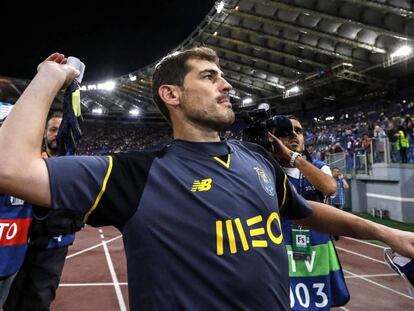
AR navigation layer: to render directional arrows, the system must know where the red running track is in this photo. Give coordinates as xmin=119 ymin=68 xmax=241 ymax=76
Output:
xmin=51 ymin=226 xmax=414 ymax=310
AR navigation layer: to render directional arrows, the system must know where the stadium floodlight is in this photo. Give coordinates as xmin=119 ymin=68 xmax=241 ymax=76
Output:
xmin=129 ymin=74 xmax=137 ymax=81
xmin=87 ymin=84 xmax=97 ymax=90
xmin=80 ymin=85 xmax=87 ymax=91
xmin=242 ymin=97 xmax=253 ymax=105
xmin=283 ymin=85 xmax=301 ymax=99
xmin=129 ymin=108 xmax=140 ymax=116
xmin=216 ymin=1 xmax=225 ymax=13
xmin=286 ymin=86 xmax=300 ymax=94
xmin=92 ymin=107 xmax=103 ymax=115
xmin=391 ymin=45 xmax=413 ymax=58
xmin=229 ymin=90 xmax=240 ymax=99
xmin=257 ymin=103 xmax=270 ymax=111
xmin=97 ymin=81 xmax=116 ymax=91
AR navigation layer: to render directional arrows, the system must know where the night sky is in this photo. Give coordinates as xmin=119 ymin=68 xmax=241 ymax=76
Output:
xmin=0 ymin=0 xmax=216 ymax=82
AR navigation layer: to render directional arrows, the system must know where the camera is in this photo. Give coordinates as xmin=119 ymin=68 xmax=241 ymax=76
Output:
xmin=240 ymin=109 xmax=293 ymax=150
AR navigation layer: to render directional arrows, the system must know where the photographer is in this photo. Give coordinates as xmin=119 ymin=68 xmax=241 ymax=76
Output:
xmin=269 ymin=115 xmax=349 ymax=310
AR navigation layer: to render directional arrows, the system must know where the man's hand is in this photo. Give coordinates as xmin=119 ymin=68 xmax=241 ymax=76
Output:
xmin=37 ymin=53 xmax=80 ymax=89
xmin=268 ymin=131 xmax=292 ymax=167
xmin=0 ymin=52 xmax=80 ymax=207
xmin=386 ymin=228 xmax=414 ymax=259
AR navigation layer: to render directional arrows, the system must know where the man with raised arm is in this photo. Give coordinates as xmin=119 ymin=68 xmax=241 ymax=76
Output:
xmin=0 ymin=49 xmax=414 ymax=311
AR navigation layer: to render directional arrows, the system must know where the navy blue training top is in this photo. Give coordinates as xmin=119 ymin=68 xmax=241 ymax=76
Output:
xmin=45 ymin=139 xmax=312 ymax=311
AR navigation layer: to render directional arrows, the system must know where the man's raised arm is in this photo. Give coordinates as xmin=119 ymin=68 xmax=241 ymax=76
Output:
xmin=0 ymin=53 xmax=79 ymax=207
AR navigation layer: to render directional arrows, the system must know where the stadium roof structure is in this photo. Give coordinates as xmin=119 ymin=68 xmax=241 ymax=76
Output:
xmin=2 ymin=0 xmax=414 ymax=122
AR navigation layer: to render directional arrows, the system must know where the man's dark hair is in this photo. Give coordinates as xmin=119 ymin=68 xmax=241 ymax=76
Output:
xmin=285 ymin=114 xmax=299 ymax=121
xmin=152 ymin=47 xmax=219 ymax=123
xmin=46 ymin=111 xmax=63 ymax=128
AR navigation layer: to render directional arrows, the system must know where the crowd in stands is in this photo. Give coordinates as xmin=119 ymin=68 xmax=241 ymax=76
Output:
xmin=75 ymin=98 xmax=414 ymax=174
xmin=76 ymin=122 xmax=172 ymax=155
xmin=301 ymin=98 xmax=414 ymax=170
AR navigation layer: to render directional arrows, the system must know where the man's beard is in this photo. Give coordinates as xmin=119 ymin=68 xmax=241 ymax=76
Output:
xmin=181 ymin=92 xmax=235 ymax=131
xmin=47 ymin=140 xmax=57 ymax=152
xmin=185 ymin=106 xmax=235 ymax=132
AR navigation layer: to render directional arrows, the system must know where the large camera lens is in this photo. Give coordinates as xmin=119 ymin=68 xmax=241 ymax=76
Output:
xmin=270 ymin=115 xmax=293 ymax=137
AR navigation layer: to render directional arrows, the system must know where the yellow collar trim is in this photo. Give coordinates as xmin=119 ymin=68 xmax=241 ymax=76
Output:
xmin=213 ymin=154 xmax=231 ymax=169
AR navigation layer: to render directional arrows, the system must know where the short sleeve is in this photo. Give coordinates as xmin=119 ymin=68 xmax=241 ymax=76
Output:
xmin=320 ymin=165 xmax=332 ymax=176
xmin=45 ymin=156 xmax=114 ymax=225
xmin=45 ymin=152 xmax=159 ymax=228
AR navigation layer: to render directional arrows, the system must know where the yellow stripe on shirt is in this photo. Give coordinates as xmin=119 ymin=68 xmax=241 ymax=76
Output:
xmin=281 ymin=174 xmax=287 ymax=209
xmin=83 ymin=155 xmax=113 ymax=223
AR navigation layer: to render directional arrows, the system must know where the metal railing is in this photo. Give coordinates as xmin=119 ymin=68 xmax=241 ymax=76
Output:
xmin=324 ymin=136 xmax=412 ymax=175
xmin=325 ymin=152 xmax=346 ymax=172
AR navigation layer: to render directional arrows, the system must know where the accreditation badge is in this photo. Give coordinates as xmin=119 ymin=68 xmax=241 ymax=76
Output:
xmin=292 ymin=228 xmax=311 ymax=261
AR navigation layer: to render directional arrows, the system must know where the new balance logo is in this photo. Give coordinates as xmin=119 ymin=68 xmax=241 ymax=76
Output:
xmin=191 ymin=178 xmax=212 ymax=192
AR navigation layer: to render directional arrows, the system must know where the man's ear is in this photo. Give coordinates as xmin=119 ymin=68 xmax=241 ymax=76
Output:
xmin=158 ymin=85 xmax=180 ymax=108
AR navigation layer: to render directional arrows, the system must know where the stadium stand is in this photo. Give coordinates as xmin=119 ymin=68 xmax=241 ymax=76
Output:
xmin=76 ymin=121 xmax=172 ymax=155
xmin=2 ymin=1 xmax=414 ymax=309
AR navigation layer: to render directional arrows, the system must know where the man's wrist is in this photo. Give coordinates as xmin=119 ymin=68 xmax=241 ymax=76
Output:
xmin=37 ymin=64 xmax=67 ymax=88
xmin=290 ymin=152 xmax=302 ymax=167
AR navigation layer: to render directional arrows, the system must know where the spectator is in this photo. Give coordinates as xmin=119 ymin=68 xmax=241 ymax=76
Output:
xmin=330 ymin=167 xmax=350 ymax=240
xmin=397 ymin=125 xmax=410 ymax=163
xmin=330 ymin=142 xmax=346 ymax=154
xmin=330 ymin=167 xmax=350 ymax=210
xmin=387 ymin=122 xmax=399 ymax=163
xmin=373 ymin=125 xmax=387 ymax=162
xmin=0 ymin=195 xmax=31 ymax=308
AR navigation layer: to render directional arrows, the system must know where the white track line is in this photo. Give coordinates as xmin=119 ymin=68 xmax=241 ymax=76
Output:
xmin=366 ymin=193 xmax=414 ymax=203
xmin=343 ymin=269 xmax=413 ymax=300
xmin=60 ymin=282 xmax=128 ymax=286
xmin=339 ymin=306 xmax=350 ymax=311
xmin=335 ymin=246 xmax=386 ymax=264
xmin=66 ymin=235 xmax=122 ymax=259
xmin=342 ymin=237 xmax=386 ymax=249
xmin=101 ymin=232 xmax=127 ymax=311
xmin=345 ymin=273 xmax=397 ymax=279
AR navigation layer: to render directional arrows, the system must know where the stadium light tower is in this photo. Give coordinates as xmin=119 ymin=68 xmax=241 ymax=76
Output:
xmin=391 ymin=45 xmax=413 ymax=58
xmin=92 ymin=107 xmax=103 ymax=115
xmin=257 ymin=103 xmax=270 ymax=111
xmin=98 ymin=81 xmax=115 ymax=91
xmin=129 ymin=108 xmax=140 ymax=116
xmin=242 ymin=97 xmax=253 ymax=105
xmin=216 ymin=1 xmax=225 ymax=13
